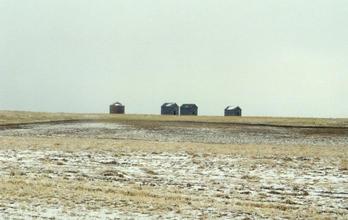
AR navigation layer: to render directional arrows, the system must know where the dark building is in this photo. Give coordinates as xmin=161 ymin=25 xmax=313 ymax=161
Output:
xmin=180 ymin=104 xmax=198 ymax=116
xmin=109 ymin=102 xmax=125 ymax=114
xmin=224 ymin=106 xmax=242 ymax=116
xmin=161 ymin=102 xmax=179 ymax=115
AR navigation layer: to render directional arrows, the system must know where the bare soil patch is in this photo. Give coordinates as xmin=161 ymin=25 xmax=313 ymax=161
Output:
xmin=1 ymin=121 xmax=348 ymax=147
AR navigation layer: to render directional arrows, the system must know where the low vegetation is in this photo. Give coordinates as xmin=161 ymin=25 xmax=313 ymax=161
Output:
xmin=0 ymin=111 xmax=347 ymax=219
xmin=1 ymin=110 xmax=348 ymax=127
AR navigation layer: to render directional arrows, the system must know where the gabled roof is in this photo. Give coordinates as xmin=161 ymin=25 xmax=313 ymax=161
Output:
xmin=111 ymin=102 xmax=123 ymax=106
xmin=225 ymin=106 xmax=241 ymax=111
xmin=162 ymin=102 xmax=178 ymax=107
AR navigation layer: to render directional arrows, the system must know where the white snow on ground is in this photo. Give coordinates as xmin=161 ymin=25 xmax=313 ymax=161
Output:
xmin=0 ymin=122 xmax=347 ymax=219
xmin=0 ymin=149 xmax=347 ymax=219
xmin=1 ymin=122 xmax=348 ymax=146
xmin=0 ymin=204 xmax=164 ymax=220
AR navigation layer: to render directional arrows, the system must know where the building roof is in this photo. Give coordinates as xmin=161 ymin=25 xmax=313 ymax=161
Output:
xmin=111 ymin=102 xmax=124 ymax=106
xmin=181 ymin=104 xmax=197 ymax=108
xmin=225 ymin=106 xmax=241 ymax=111
xmin=162 ymin=102 xmax=178 ymax=107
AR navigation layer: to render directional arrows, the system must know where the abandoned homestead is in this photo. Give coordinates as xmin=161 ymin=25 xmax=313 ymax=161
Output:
xmin=109 ymin=102 xmax=125 ymax=114
xmin=180 ymin=104 xmax=198 ymax=116
xmin=225 ymin=106 xmax=242 ymax=116
xmin=161 ymin=103 xmax=179 ymax=115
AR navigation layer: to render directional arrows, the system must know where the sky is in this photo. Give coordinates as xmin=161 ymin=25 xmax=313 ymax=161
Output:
xmin=0 ymin=1 xmax=347 ymax=117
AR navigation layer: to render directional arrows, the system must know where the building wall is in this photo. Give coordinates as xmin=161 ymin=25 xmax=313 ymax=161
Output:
xmin=224 ymin=109 xmax=241 ymax=116
xmin=180 ymin=106 xmax=198 ymax=115
xmin=161 ymin=106 xmax=179 ymax=115
xmin=110 ymin=105 xmax=125 ymax=114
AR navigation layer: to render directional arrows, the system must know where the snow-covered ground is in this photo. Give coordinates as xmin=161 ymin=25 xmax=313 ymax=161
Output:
xmin=1 ymin=122 xmax=348 ymax=146
xmin=0 ymin=149 xmax=347 ymax=219
xmin=0 ymin=122 xmax=347 ymax=219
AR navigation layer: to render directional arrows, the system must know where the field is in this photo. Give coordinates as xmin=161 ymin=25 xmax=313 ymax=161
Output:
xmin=0 ymin=111 xmax=347 ymax=219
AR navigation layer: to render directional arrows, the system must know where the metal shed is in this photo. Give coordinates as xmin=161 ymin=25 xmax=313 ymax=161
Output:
xmin=180 ymin=104 xmax=198 ymax=116
xmin=109 ymin=102 xmax=125 ymax=114
xmin=224 ymin=106 xmax=242 ymax=116
xmin=161 ymin=102 xmax=179 ymax=115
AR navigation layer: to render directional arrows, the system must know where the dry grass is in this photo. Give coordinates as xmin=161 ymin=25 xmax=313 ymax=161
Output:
xmin=0 ymin=177 xmax=187 ymax=210
xmin=1 ymin=110 xmax=348 ymax=127
xmin=340 ymin=159 xmax=348 ymax=171
xmin=0 ymin=110 xmax=96 ymax=125
xmin=0 ymin=176 xmax=340 ymax=219
xmin=0 ymin=136 xmax=346 ymax=159
xmin=0 ymin=111 xmax=347 ymax=219
xmin=0 ymin=136 xmax=347 ymax=218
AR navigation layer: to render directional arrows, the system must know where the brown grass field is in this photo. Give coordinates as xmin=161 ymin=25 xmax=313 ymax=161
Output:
xmin=1 ymin=110 xmax=348 ymax=127
xmin=0 ymin=111 xmax=347 ymax=219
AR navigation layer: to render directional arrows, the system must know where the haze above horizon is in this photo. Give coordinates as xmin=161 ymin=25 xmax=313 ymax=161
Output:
xmin=0 ymin=1 xmax=347 ymax=118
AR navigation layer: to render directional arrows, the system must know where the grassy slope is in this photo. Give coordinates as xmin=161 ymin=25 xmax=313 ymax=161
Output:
xmin=0 ymin=110 xmax=348 ymax=127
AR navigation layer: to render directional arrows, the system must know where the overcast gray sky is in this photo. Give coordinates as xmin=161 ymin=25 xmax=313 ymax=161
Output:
xmin=0 ymin=1 xmax=347 ymax=117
